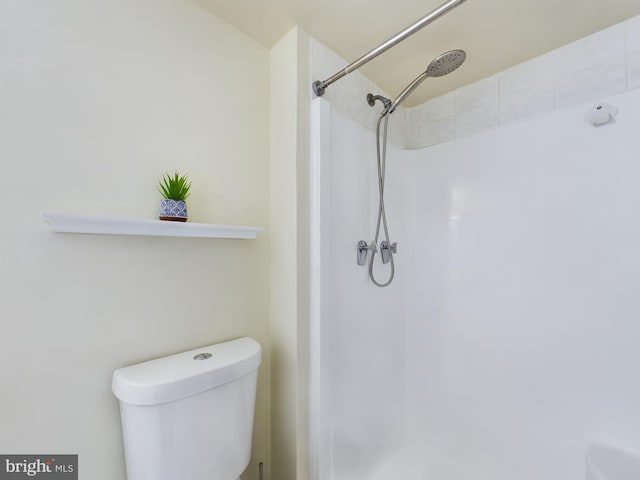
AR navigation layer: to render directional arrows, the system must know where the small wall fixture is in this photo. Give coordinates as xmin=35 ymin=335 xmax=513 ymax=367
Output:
xmin=584 ymin=103 xmax=618 ymax=127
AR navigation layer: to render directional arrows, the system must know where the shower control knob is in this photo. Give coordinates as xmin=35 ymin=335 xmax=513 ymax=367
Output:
xmin=380 ymin=241 xmax=398 ymax=264
xmin=357 ymin=240 xmax=377 ymax=266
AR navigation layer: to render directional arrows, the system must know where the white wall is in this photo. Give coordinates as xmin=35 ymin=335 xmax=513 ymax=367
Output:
xmin=405 ymin=87 xmax=640 ymax=480
xmin=311 ymin=19 xmax=640 ymax=480
xmin=269 ymin=26 xmax=314 ymax=480
xmin=313 ymin=83 xmax=640 ymax=480
xmin=0 ymin=1 xmax=270 ymax=479
xmin=310 ymin=98 xmax=415 ymax=480
xmin=270 ymin=27 xmax=301 ymax=480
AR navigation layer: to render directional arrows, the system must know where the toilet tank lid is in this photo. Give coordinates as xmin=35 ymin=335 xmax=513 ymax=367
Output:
xmin=112 ymin=337 xmax=261 ymax=406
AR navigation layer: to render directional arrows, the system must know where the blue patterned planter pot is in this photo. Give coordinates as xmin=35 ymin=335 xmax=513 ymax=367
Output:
xmin=159 ymin=199 xmax=187 ymax=222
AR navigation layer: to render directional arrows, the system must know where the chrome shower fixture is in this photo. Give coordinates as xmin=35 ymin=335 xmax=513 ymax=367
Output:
xmin=360 ymin=49 xmax=466 ymax=287
xmin=380 ymin=241 xmax=397 ymax=264
xmin=426 ymin=49 xmax=467 ymax=77
xmin=382 ymin=49 xmax=467 ymax=114
xmin=367 ymin=94 xmax=392 ymax=111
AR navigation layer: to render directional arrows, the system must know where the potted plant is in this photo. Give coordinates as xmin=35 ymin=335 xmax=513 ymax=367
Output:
xmin=158 ymin=172 xmax=191 ymax=222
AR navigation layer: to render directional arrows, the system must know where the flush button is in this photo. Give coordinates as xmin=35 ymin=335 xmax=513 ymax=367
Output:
xmin=193 ymin=352 xmax=212 ymax=360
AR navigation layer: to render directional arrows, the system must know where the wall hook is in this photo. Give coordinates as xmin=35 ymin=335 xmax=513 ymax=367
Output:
xmin=584 ymin=103 xmax=618 ymax=127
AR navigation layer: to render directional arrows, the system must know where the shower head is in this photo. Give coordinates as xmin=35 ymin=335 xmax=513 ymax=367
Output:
xmin=389 ymin=49 xmax=466 ymax=112
xmin=426 ymin=49 xmax=467 ymax=77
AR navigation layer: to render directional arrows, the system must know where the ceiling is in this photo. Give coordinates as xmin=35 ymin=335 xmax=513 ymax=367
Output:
xmin=196 ymin=0 xmax=640 ymax=106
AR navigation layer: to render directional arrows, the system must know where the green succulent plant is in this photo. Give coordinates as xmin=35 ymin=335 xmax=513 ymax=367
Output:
xmin=158 ymin=171 xmax=191 ymax=201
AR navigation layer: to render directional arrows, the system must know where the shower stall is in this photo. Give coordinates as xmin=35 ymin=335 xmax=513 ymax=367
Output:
xmin=309 ymin=84 xmax=640 ymax=480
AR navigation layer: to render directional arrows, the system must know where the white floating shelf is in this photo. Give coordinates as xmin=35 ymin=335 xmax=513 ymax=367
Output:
xmin=41 ymin=212 xmax=261 ymax=240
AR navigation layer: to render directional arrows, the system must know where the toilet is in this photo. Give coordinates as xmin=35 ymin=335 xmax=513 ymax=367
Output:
xmin=112 ymin=337 xmax=261 ymax=480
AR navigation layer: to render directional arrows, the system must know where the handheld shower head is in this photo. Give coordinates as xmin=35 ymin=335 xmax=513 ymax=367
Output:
xmin=389 ymin=49 xmax=466 ymax=112
xmin=426 ymin=49 xmax=466 ymax=77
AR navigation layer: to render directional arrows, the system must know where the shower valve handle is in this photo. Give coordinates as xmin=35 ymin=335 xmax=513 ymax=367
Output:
xmin=380 ymin=241 xmax=398 ymax=264
xmin=357 ymin=240 xmax=377 ymax=266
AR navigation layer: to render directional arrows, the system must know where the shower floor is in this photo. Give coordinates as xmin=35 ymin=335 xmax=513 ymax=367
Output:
xmin=331 ymin=445 xmax=477 ymax=480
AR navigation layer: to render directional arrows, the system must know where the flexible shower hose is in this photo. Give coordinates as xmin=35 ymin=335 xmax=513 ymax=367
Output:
xmin=368 ymin=112 xmax=395 ymax=287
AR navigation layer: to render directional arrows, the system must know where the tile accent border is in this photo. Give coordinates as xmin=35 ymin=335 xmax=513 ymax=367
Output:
xmin=309 ymin=14 xmax=640 ymax=150
xmin=409 ymin=16 xmax=640 ymax=149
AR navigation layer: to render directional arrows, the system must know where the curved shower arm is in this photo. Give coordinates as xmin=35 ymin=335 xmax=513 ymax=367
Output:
xmin=389 ymin=72 xmax=429 ymax=113
xmin=312 ymin=0 xmax=469 ymax=97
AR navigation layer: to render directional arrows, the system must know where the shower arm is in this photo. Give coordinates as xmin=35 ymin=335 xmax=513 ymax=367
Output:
xmin=311 ymin=0 xmax=469 ymax=97
xmin=389 ymin=71 xmax=429 ymax=113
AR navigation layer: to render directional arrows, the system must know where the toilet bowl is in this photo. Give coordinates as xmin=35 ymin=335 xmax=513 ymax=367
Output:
xmin=112 ymin=337 xmax=261 ymax=480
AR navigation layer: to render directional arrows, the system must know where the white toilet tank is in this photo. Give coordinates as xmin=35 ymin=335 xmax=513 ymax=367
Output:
xmin=112 ymin=337 xmax=261 ymax=480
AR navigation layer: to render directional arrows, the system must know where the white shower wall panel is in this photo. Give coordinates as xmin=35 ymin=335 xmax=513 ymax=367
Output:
xmin=311 ymin=98 xmax=415 ymax=480
xmin=405 ymin=88 xmax=640 ymax=480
